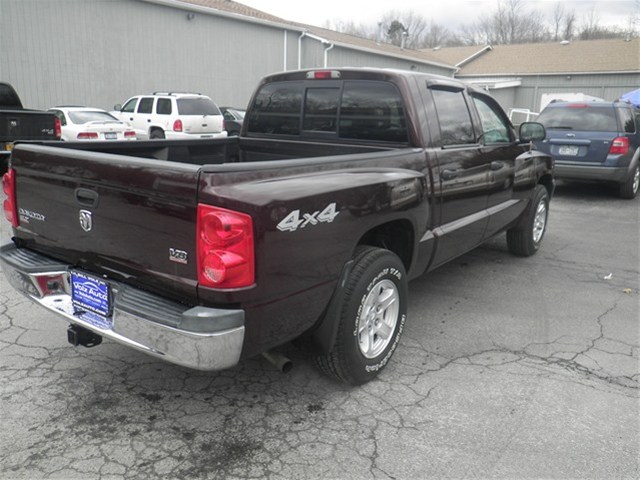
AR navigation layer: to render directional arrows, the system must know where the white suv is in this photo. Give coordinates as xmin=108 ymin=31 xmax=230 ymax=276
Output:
xmin=112 ymin=92 xmax=227 ymax=140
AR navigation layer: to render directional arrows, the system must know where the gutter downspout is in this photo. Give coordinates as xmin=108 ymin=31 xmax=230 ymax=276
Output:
xmin=299 ymin=30 xmax=334 ymax=69
xmin=298 ymin=31 xmax=307 ymax=70
xmin=324 ymin=43 xmax=335 ymax=68
xmin=283 ymin=30 xmax=287 ymax=71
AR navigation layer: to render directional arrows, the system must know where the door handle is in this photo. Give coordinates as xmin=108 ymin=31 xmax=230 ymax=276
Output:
xmin=441 ymin=169 xmax=458 ymax=180
xmin=147 ymin=119 xmax=151 ymax=123
xmin=490 ymin=161 xmax=504 ymax=170
xmin=75 ymin=188 xmax=99 ymax=208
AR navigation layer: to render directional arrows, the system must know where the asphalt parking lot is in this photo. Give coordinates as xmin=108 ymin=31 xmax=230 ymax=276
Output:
xmin=1 ymin=182 xmax=638 ymax=480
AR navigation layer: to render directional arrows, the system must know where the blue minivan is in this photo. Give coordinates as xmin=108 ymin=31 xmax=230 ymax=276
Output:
xmin=535 ymin=101 xmax=640 ymax=199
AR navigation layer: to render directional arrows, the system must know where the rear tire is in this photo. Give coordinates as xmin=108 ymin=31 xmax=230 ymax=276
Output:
xmin=507 ymin=184 xmax=549 ymax=257
xmin=618 ymin=165 xmax=639 ymax=199
xmin=314 ymin=246 xmax=407 ymax=385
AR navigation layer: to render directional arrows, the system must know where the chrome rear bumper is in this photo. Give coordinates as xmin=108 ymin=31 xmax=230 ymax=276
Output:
xmin=0 ymin=243 xmax=244 ymax=371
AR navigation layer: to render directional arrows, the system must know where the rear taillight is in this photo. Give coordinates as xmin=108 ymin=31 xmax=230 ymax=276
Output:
xmin=173 ymin=119 xmax=183 ymax=132
xmin=609 ymin=137 xmax=629 ymax=155
xmin=2 ymin=168 xmax=18 ymax=228
xmin=222 ymin=119 xmax=227 ymax=131
xmin=197 ymin=204 xmax=254 ymax=289
xmin=124 ymin=130 xmax=136 ymax=139
xmin=54 ymin=117 xmax=61 ymax=139
xmin=77 ymin=132 xmax=99 ymax=140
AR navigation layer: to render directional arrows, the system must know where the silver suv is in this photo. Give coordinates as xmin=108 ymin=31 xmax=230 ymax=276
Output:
xmin=112 ymin=92 xmax=227 ymax=140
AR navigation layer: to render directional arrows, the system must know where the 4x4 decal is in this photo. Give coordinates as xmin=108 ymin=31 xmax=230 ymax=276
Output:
xmin=277 ymin=203 xmax=339 ymax=232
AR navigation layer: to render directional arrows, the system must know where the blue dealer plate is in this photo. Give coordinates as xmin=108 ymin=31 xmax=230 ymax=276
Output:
xmin=71 ymin=271 xmax=111 ymax=317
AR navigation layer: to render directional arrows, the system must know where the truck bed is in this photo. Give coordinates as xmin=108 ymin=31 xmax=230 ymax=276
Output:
xmin=39 ymin=136 xmax=393 ymax=165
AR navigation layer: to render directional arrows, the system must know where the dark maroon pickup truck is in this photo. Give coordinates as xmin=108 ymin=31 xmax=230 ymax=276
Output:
xmin=1 ymin=69 xmax=553 ymax=385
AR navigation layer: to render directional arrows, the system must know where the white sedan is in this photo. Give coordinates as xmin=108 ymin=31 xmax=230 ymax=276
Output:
xmin=48 ymin=106 xmax=136 ymax=141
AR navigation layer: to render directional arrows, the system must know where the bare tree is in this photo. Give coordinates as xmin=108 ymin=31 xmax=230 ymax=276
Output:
xmin=579 ymin=8 xmax=601 ymax=40
xmin=551 ymin=3 xmax=576 ymax=41
xmin=626 ymin=0 xmax=640 ymax=37
xmin=422 ymin=21 xmax=452 ymax=49
xmin=551 ymin=3 xmax=564 ymax=41
xmin=562 ymin=11 xmax=577 ymax=40
xmin=577 ymin=8 xmax=630 ymax=40
xmin=458 ymin=0 xmax=548 ymax=45
xmin=322 ymin=19 xmax=375 ymax=40
xmin=325 ymin=2 xmax=634 ymax=49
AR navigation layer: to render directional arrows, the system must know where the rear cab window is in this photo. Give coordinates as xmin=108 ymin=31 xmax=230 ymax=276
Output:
xmin=247 ymin=80 xmax=409 ymax=144
xmin=248 ymin=82 xmax=303 ymax=135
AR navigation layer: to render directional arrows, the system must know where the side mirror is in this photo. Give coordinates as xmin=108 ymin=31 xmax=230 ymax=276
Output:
xmin=114 ymin=104 xmax=122 ymax=111
xmin=519 ymin=122 xmax=545 ymax=142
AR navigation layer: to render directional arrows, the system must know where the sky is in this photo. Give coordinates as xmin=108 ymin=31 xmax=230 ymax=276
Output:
xmin=238 ymin=0 xmax=638 ymax=31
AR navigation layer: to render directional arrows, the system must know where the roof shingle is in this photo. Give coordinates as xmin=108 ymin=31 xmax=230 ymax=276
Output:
xmin=451 ymin=38 xmax=640 ymax=75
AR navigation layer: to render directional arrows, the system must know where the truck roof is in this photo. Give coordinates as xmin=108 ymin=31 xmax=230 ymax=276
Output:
xmin=259 ymin=67 xmax=472 ymax=91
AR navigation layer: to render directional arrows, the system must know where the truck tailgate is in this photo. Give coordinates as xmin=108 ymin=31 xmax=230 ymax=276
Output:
xmin=9 ymin=144 xmax=201 ymax=303
xmin=0 ymin=110 xmax=58 ymax=141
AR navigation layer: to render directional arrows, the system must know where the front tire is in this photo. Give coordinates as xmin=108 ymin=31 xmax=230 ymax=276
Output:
xmin=507 ymin=184 xmax=549 ymax=257
xmin=314 ymin=247 xmax=407 ymax=385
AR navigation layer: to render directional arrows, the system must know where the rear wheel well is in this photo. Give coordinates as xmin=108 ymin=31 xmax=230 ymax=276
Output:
xmin=149 ymin=127 xmax=165 ymax=139
xmin=357 ymin=220 xmax=414 ymax=272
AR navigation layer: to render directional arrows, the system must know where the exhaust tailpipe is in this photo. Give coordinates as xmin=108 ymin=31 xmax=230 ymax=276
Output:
xmin=262 ymin=350 xmax=293 ymax=373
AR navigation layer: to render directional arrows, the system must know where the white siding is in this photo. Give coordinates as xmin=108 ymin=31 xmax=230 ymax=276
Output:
xmin=1 ymin=0 xmax=295 ymax=109
xmin=328 ymin=47 xmax=453 ymax=76
xmin=0 ymin=0 xmax=455 ymax=111
xmin=461 ymin=73 xmax=640 ymax=113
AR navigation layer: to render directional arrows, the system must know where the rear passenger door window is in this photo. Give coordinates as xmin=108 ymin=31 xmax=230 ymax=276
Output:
xmin=156 ymin=98 xmax=172 ymax=115
xmin=431 ymin=88 xmax=475 ymax=146
xmin=137 ymin=97 xmax=154 ymax=114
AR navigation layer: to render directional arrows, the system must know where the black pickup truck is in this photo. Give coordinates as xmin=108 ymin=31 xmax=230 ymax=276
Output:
xmin=1 ymin=69 xmax=553 ymax=385
xmin=0 ymin=82 xmax=60 ymax=174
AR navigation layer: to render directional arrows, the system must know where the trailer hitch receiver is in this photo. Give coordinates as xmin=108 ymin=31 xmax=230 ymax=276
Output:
xmin=67 ymin=324 xmax=102 ymax=348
